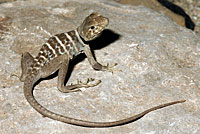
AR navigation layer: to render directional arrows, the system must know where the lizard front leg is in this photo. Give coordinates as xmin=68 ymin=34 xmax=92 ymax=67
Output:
xmin=84 ymin=45 xmax=117 ymax=72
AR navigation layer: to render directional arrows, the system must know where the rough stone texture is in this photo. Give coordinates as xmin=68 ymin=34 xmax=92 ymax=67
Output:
xmin=120 ymin=0 xmax=200 ymax=33
xmin=0 ymin=0 xmax=199 ymax=133
xmin=120 ymin=0 xmax=186 ymax=30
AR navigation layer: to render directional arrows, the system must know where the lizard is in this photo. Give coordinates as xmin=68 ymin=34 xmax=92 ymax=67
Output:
xmin=20 ymin=12 xmax=186 ymax=128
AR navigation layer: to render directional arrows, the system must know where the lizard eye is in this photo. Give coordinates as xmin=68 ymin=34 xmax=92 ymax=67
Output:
xmin=90 ymin=26 xmax=95 ymax=30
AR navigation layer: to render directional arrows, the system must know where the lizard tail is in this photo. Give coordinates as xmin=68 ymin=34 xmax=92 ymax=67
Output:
xmin=24 ymin=76 xmax=185 ymax=127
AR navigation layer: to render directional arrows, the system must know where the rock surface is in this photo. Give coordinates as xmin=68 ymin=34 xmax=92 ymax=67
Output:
xmin=0 ymin=0 xmax=199 ymax=133
xmin=120 ymin=0 xmax=200 ymax=33
xmin=120 ymin=0 xmax=186 ymax=30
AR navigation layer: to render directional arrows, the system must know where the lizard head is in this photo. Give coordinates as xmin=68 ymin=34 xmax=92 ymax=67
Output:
xmin=77 ymin=12 xmax=109 ymax=41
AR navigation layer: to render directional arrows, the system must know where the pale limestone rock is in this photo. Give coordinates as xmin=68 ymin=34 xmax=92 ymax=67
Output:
xmin=0 ymin=0 xmax=199 ymax=134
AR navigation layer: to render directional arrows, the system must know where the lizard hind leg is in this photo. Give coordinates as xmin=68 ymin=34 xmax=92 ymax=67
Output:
xmin=20 ymin=52 xmax=34 ymax=82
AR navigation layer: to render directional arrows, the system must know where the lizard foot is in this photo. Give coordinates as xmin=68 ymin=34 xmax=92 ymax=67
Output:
xmin=59 ymin=79 xmax=101 ymax=93
xmin=72 ymin=78 xmax=101 ymax=88
xmin=103 ymin=63 xmax=121 ymax=74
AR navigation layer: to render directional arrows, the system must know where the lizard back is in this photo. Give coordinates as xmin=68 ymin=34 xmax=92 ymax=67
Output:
xmin=32 ymin=30 xmax=85 ymax=70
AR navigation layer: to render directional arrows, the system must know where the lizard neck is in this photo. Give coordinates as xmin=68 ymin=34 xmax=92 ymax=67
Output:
xmin=75 ymin=29 xmax=85 ymax=46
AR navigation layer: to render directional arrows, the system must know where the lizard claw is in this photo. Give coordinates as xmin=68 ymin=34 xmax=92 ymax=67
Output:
xmin=10 ymin=73 xmax=20 ymax=79
xmin=104 ymin=63 xmax=121 ymax=74
xmin=73 ymin=78 xmax=101 ymax=88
